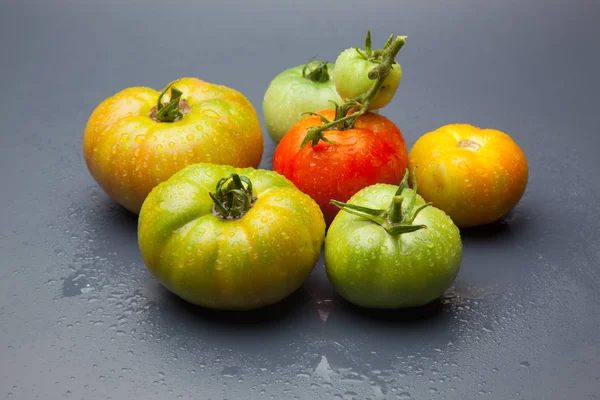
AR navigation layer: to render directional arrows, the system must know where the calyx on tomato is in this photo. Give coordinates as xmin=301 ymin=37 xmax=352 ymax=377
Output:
xmin=301 ymin=30 xmax=406 ymax=149
xmin=209 ymin=173 xmax=256 ymax=219
xmin=148 ymin=83 xmax=189 ymax=122
xmin=302 ymin=57 xmax=331 ymax=83
xmin=331 ymin=168 xmax=431 ymax=235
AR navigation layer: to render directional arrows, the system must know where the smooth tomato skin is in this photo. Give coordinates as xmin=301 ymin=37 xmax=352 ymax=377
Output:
xmin=272 ymin=110 xmax=408 ymax=225
xmin=325 ymin=184 xmax=462 ymax=309
xmin=263 ymin=63 xmax=343 ymax=143
xmin=83 ymin=77 xmax=263 ymax=214
xmin=138 ymin=163 xmax=326 ymax=311
xmin=408 ymin=124 xmax=529 ymax=228
xmin=334 ymin=48 xmax=402 ymax=110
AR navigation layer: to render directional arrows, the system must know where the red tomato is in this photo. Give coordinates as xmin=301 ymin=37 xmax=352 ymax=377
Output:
xmin=272 ymin=110 xmax=408 ymax=225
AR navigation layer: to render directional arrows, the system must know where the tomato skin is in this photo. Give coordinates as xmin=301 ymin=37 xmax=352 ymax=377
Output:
xmin=138 ymin=163 xmax=325 ymax=310
xmin=263 ymin=63 xmax=343 ymax=143
xmin=82 ymin=77 xmax=263 ymax=214
xmin=408 ymin=124 xmax=529 ymax=228
xmin=272 ymin=110 xmax=409 ymax=225
xmin=325 ymin=184 xmax=462 ymax=309
xmin=333 ymin=48 xmax=402 ymax=110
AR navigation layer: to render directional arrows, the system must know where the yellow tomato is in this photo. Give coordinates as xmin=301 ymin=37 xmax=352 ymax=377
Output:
xmin=408 ymin=124 xmax=528 ymax=228
xmin=82 ymin=77 xmax=263 ymax=214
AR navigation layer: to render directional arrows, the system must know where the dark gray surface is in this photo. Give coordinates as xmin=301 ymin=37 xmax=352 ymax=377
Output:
xmin=1 ymin=0 xmax=599 ymax=399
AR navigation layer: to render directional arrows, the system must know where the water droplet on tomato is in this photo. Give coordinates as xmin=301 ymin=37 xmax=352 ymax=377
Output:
xmin=156 ymin=144 xmax=163 ymax=151
xmin=120 ymin=133 xmax=129 ymax=142
xmin=149 ymin=135 xmax=157 ymax=142
xmin=168 ymin=142 xmax=175 ymax=148
xmin=186 ymin=134 xmax=194 ymax=141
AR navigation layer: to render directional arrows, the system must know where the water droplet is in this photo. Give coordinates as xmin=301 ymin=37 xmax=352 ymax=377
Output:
xmin=520 ymin=361 xmax=530 ymax=368
xmin=186 ymin=134 xmax=194 ymax=141
xmin=156 ymin=144 xmax=163 ymax=151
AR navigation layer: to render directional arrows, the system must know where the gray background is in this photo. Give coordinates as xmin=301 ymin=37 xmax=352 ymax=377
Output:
xmin=1 ymin=0 xmax=599 ymax=399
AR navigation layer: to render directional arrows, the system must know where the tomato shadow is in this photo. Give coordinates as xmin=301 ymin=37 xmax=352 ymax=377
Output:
xmin=320 ymin=292 xmax=461 ymax=367
xmin=459 ymin=205 xmax=531 ymax=243
xmin=137 ymin=281 xmax=325 ymax=371
xmin=337 ymin=296 xmax=446 ymax=324
xmin=142 ymin=280 xmax=323 ymax=354
xmin=155 ymin=282 xmax=320 ymax=327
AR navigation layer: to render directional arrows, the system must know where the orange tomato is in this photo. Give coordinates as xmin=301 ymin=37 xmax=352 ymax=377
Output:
xmin=83 ymin=77 xmax=263 ymax=214
xmin=408 ymin=124 xmax=528 ymax=228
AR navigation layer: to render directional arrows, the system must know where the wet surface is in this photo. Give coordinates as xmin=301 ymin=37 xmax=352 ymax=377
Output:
xmin=1 ymin=0 xmax=600 ymax=399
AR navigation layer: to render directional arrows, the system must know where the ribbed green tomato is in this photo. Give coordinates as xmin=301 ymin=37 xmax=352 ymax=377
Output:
xmin=324 ymin=173 xmax=462 ymax=309
xmin=263 ymin=61 xmax=343 ymax=143
xmin=138 ymin=163 xmax=326 ymax=310
xmin=333 ymin=48 xmax=402 ymax=110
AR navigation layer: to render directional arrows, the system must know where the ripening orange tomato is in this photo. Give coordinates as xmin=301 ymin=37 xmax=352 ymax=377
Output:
xmin=83 ymin=77 xmax=263 ymax=214
xmin=408 ymin=124 xmax=528 ymax=228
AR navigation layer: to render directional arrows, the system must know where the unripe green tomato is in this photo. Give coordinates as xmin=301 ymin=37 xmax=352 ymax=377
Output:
xmin=325 ymin=183 xmax=462 ymax=309
xmin=138 ymin=163 xmax=326 ymax=310
xmin=333 ymin=48 xmax=402 ymax=110
xmin=262 ymin=62 xmax=343 ymax=143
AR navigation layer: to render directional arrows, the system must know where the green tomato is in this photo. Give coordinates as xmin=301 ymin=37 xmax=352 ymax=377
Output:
xmin=333 ymin=48 xmax=402 ymax=110
xmin=138 ymin=163 xmax=326 ymax=310
xmin=262 ymin=61 xmax=343 ymax=143
xmin=324 ymin=179 xmax=462 ymax=309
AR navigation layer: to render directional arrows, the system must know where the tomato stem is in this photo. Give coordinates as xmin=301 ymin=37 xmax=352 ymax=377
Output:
xmin=302 ymin=57 xmax=331 ymax=83
xmin=299 ymin=32 xmax=406 ymax=149
xmin=330 ymin=169 xmax=430 ymax=235
xmin=154 ymin=83 xmax=186 ymax=122
xmin=210 ymin=174 xmax=256 ymax=219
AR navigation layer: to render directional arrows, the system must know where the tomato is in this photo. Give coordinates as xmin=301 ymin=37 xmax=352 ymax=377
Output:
xmin=408 ymin=123 xmax=529 ymax=228
xmin=263 ymin=61 xmax=343 ymax=143
xmin=138 ymin=163 xmax=326 ymax=310
xmin=324 ymin=170 xmax=463 ymax=309
xmin=272 ymin=109 xmax=409 ymax=225
xmin=333 ymin=48 xmax=402 ymax=110
xmin=83 ymin=77 xmax=263 ymax=214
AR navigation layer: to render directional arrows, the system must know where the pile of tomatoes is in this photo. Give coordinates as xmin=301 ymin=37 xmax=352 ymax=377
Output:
xmin=83 ymin=31 xmax=528 ymax=311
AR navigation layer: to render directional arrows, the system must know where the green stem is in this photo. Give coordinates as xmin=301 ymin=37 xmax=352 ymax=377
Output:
xmin=299 ymin=33 xmax=406 ymax=148
xmin=367 ymin=36 xmax=406 ymax=80
xmin=210 ymin=174 xmax=256 ymax=219
xmin=156 ymin=83 xmax=185 ymax=122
